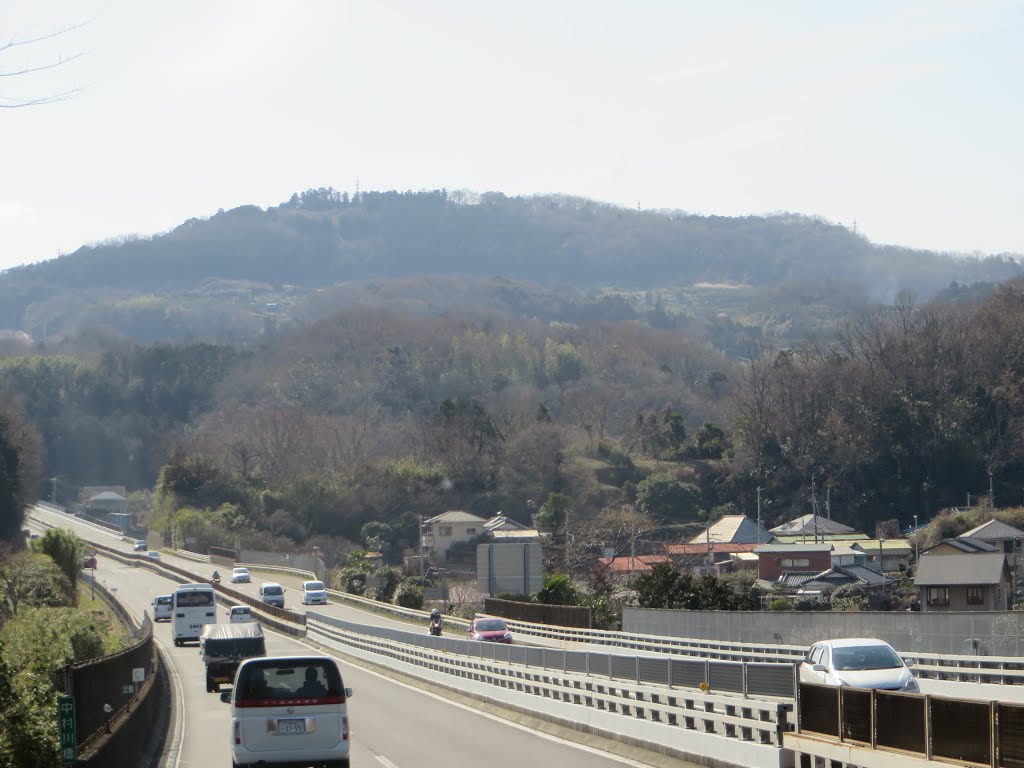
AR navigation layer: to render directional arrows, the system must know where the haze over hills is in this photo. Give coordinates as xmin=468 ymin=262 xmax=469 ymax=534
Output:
xmin=1 ymin=188 xmax=1020 ymax=347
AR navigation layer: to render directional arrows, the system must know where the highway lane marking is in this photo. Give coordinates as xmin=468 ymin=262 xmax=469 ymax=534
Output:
xmin=375 ymin=756 xmax=400 ymax=768
xmin=284 ymin=633 xmax=658 ymax=768
xmin=159 ymin=639 xmax=187 ymax=768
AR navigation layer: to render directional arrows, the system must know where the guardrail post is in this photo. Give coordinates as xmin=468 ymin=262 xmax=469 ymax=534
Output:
xmin=870 ymin=688 xmax=876 ymax=749
xmin=924 ymin=695 xmax=932 ymax=760
xmin=742 ymin=663 xmax=748 ymax=698
xmin=636 ymin=657 xmax=640 ymax=687
xmin=990 ymin=700 xmax=997 ymax=768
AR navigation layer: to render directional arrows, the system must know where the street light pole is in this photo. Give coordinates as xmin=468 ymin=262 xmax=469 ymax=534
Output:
xmin=913 ymin=515 xmax=918 ymax=562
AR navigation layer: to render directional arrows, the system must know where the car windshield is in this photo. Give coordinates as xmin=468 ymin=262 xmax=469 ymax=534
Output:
xmin=305 ymin=582 xmax=324 ymax=591
xmin=264 ymin=586 xmax=283 ymax=595
xmin=476 ymin=619 xmax=507 ymax=632
xmin=832 ymin=645 xmax=903 ymax=671
xmin=156 ymin=596 xmax=171 ymax=605
xmin=233 ymin=568 xmax=248 ymax=574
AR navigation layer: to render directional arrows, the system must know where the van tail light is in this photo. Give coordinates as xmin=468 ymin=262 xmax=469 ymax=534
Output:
xmin=234 ymin=719 xmax=241 ymax=746
xmin=342 ymin=715 xmax=349 ymax=742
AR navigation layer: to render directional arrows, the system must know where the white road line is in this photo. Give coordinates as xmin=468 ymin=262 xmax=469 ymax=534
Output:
xmin=375 ymin=756 xmax=400 ymax=768
xmin=157 ymin=641 xmax=186 ymax=768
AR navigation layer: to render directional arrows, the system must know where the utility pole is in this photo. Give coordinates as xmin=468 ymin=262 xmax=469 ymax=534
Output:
xmin=51 ymin=477 xmax=56 ymax=503
xmin=990 ymin=472 xmax=995 ymax=509
xmin=756 ymin=487 xmax=763 ymax=543
xmin=913 ymin=514 xmax=919 ymax=562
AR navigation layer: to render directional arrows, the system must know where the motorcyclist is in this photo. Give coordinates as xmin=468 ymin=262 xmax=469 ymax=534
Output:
xmin=428 ymin=608 xmax=442 ymax=636
xmin=212 ymin=569 xmax=221 ymax=584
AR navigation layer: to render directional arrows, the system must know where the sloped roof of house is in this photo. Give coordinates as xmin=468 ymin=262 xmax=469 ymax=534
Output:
xmin=665 ymin=542 xmax=760 ymax=556
xmin=851 ymin=539 xmax=913 ymax=553
xmin=772 ymin=533 xmax=870 ymax=544
xmin=796 ymin=565 xmax=892 ymax=592
xmin=592 ymin=555 xmax=670 ymax=574
xmin=922 ymin=537 xmax=998 ymax=555
xmin=483 ymin=514 xmax=528 ymax=532
xmin=426 ymin=510 xmax=487 ymax=524
xmin=89 ymin=491 xmax=126 ymax=502
xmin=489 ymin=529 xmax=540 ymax=541
xmin=960 ymin=518 xmax=1024 ymax=541
xmin=686 ymin=515 xmax=772 ymax=545
xmin=914 ymin=553 xmax=1009 ymax=586
xmin=770 ymin=513 xmax=857 ymax=536
xmin=755 ymin=543 xmax=833 ymax=554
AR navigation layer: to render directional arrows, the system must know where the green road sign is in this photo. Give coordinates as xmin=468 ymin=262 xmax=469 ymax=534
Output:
xmin=57 ymin=694 xmax=76 ymax=765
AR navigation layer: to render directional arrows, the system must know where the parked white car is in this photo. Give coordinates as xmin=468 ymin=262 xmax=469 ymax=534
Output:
xmin=300 ymin=580 xmax=328 ymax=605
xmin=230 ymin=567 xmax=251 ymax=584
xmin=800 ymin=638 xmax=918 ymax=692
xmin=223 ymin=656 xmax=352 ymax=768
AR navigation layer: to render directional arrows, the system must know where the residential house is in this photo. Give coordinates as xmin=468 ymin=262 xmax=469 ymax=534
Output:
xmin=665 ymin=542 xmax=760 ymax=576
xmin=851 ymin=539 xmax=913 ymax=573
xmin=922 ymin=537 xmax=999 ymax=556
xmin=422 ymin=510 xmax=487 ymax=561
xmin=483 ymin=513 xmax=540 ymax=543
xmin=755 ymin=543 xmax=833 ymax=582
xmin=687 ymin=514 xmax=773 ymax=545
xmin=791 ymin=564 xmax=892 ymax=599
xmin=590 ymin=554 xmax=670 ymax=580
xmin=914 ymin=553 xmax=1011 ymax=611
xmin=959 ymin=519 xmax=1024 ymax=570
xmin=831 ymin=545 xmax=868 ymax=568
xmin=769 ymin=514 xmax=857 ymax=538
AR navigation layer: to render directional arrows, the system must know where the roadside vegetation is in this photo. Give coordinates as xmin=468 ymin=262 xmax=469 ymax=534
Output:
xmin=0 ymin=530 xmax=129 ymax=768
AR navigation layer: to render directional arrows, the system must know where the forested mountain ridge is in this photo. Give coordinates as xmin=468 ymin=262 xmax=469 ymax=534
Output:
xmin=1 ymin=189 xmax=1020 ymax=345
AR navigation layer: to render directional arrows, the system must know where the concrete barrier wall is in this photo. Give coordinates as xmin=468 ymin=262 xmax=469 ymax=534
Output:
xmin=239 ymin=549 xmax=324 ymax=579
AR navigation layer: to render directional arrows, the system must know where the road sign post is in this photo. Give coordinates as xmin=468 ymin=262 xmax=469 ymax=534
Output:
xmin=57 ymin=694 xmax=76 ymax=766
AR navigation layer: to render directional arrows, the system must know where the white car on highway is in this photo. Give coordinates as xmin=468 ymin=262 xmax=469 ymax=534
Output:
xmin=230 ymin=567 xmax=251 ymax=584
xmin=300 ymin=580 xmax=328 ymax=605
xmin=800 ymin=638 xmax=918 ymax=692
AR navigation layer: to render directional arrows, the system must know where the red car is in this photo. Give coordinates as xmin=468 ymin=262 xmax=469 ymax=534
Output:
xmin=468 ymin=617 xmax=513 ymax=644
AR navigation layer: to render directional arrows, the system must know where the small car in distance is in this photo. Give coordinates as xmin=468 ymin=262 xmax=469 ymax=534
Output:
xmin=222 ymin=655 xmax=353 ymax=768
xmin=800 ymin=638 xmax=918 ymax=692
xmin=132 ymin=539 xmax=147 ymax=551
xmin=230 ymin=567 xmax=251 ymax=584
xmin=300 ymin=580 xmax=328 ymax=605
xmin=259 ymin=582 xmax=285 ymax=608
xmin=144 ymin=550 xmax=162 ymax=561
xmin=152 ymin=594 xmax=173 ymax=621
xmin=228 ymin=605 xmax=255 ymax=623
xmin=468 ymin=616 xmax=513 ymax=644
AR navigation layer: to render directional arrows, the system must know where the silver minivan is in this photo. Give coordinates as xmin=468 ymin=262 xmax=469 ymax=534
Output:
xmin=223 ymin=655 xmax=352 ymax=768
xmin=259 ymin=582 xmax=285 ymax=608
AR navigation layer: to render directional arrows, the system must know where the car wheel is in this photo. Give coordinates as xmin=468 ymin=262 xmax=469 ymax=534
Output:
xmin=206 ymin=675 xmax=215 ymax=693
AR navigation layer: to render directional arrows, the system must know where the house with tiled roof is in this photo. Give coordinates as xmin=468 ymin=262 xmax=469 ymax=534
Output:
xmin=959 ymin=519 xmax=1024 ymax=568
xmin=922 ymin=537 xmax=999 ymax=556
xmin=687 ymin=514 xmax=772 ymax=545
xmin=591 ymin=554 xmax=671 ymax=579
xmin=851 ymin=539 xmax=913 ymax=573
xmin=914 ymin=553 xmax=1011 ymax=611
xmin=769 ymin=513 xmax=856 ymax=537
xmin=422 ymin=510 xmax=487 ymax=561
xmin=755 ymin=542 xmax=833 ymax=582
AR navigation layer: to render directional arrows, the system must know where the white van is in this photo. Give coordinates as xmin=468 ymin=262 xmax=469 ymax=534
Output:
xmin=171 ymin=583 xmax=217 ymax=645
xmin=223 ymin=655 xmax=352 ymax=768
xmin=258 ymin=582 xmax=285 ymax=608
xmin=152 ymin=595 xmax=172 ymax=622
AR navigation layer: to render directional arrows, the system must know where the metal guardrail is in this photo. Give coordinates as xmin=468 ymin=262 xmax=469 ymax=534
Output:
xmin=792 ymin=681 xmax=1024 ymax=767
xmin=306 ymin=612 xmax=796 ymax=700
xmin=308 ymin=613 xmax=794 ymax=750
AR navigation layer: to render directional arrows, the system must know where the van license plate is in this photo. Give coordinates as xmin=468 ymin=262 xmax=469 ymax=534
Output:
xmin=277 ymin=719 xmax=305 ymax=735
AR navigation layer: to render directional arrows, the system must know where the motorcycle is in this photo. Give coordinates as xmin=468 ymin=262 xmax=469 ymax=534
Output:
xmin=428 ymin=621 xmax=442 ymax=637
xmin=211 ymin=574 xmax=221 ymax=585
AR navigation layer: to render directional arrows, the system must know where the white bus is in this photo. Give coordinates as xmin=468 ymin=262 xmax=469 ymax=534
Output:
xmin=171 ymin=583 xmax=218 ymax=645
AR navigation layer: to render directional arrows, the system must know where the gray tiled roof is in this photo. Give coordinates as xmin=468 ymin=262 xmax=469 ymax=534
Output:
xmin=769 ymin=513 xmax=856 ymax=535
xmin=960 ymin=518 xmax=1024 ymax=541
xmin=914 ymin=553 xmax=1008 ymax=586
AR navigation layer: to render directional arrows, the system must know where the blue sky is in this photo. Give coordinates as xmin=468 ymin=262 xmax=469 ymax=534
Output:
xmin=1 ymin=0 xmax=1021 ymax=271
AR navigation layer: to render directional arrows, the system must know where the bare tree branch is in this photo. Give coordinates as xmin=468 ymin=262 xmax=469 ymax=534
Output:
xmin=0 ymin=20 xmax=88 ymax=108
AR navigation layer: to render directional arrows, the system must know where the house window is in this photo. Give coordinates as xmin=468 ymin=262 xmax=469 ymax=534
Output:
xmin=928 ymin=587 xmax=950 ymax=606
xmin=438 ymin=526 xmax=452 ymax=537
xmin=466 ymin=528 xmax=476 ymax=536
xmin=967 ymin=587 xmax=985 ymax=605
xmin=780 ymin=558 xmax=811 ymax=568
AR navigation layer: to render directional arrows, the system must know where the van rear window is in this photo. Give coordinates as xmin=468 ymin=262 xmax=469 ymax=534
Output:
xmin=175 ymin=591 xmax=215 ymax=607
xmin=236 ymin=660 xmax=344 ymax=706
xmin=263 ymin=586 xmax=283 ymax=595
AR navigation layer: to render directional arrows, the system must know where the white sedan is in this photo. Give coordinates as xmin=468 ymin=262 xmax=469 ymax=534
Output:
xmin=230 ymin=567 xmax=251 ymax=584
xmin=800 ymin=638 xmax=918 ymax=692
